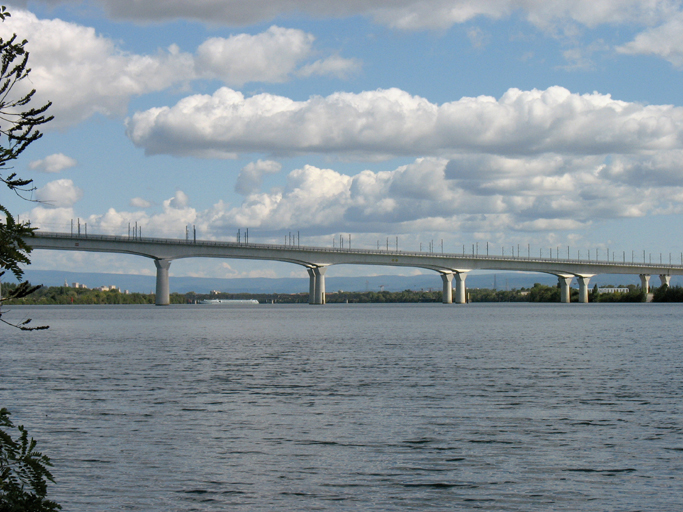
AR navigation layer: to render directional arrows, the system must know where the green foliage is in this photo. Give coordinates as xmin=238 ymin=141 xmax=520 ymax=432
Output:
xmin=0 ymin=408 xmax=61 ymax=511
xmin=525 ymin=283 xmax=561 ymax=302
xmin=325 ymin=289 xmax=441 ymax=303
xmin=594 ymin=284 xmax=644 ymax=303
xmin=468 ymin=287 xmax=526 ymax=302
xmin=0 ymin=282 xmax=663 ymax=305
xmin=653 ymin=284 xmax=683 ymax=302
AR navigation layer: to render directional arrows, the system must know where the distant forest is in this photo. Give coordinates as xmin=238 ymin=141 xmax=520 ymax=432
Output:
xmin=3 ymin=282 xmax=682 ymax=304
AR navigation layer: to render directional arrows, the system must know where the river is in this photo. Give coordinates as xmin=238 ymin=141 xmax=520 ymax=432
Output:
xmin=2 ymin=303 xmax=682 ymax=510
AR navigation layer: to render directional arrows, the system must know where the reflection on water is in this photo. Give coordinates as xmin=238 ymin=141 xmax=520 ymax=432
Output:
xmin=2 ymin=303 xmax=683 ymax=511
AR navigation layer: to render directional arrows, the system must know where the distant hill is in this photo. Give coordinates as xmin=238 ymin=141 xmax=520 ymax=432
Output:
xmin=6 ymin=269 xmax=678 ymax=294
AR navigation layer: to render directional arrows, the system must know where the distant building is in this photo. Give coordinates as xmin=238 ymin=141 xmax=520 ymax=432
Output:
xmin=598 ymin=287 xmax=630 ymax=294
xmin=210 ymin=290 xmax=221 ymax=295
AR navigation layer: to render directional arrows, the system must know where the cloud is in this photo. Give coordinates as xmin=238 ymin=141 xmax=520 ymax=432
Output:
xmin=297 ymin=55 xmax=362 ymax=79
xmin=35 ymin=179 xmax=83 ymax=207
xmin=167 ymin=190 xmax=189 ymax=209
xmin=0 ymin=10 xmax=193 ymax=127
xmin=23 ymin=150 xmax=683 ymax=245
xmin=129 ymin=197 xmax=152 ymax=208
xmin=126 ymin=85 xmax=683 ymax=159
xmin=23 ymin=0 xmax=678 ymax=31
xmin=194 ymin=28 xmax=359 ymax=83
xmin=235 ymin=159 xmax=282 ymax=195
xmin=0 ymin=10 xmax=356 ymax=128
xmin=28 ymin=153 xmax=77 ymax=173
xmin=616 ymin=13 xmax=683 ymax=67
xmin=28 ymin=190 xmax=198 ymax=238
xmin=192 ymin=155 xmax=683 ymax=235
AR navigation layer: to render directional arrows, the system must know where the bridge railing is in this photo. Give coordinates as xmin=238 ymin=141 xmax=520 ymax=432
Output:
xmin=31 ymin=230 xmax=683 ymax=270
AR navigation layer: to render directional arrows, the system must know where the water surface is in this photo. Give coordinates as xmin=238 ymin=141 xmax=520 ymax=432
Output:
xmin=2 ymin=303 xmax=682 ymax=510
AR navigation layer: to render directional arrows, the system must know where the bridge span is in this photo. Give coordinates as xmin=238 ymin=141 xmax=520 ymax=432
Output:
xmin=26 ymin=231 xmax=683 ymax=305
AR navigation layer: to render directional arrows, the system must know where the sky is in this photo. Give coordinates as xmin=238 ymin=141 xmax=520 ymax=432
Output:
xmin=4 ymin=0 xmax=683 ymax=281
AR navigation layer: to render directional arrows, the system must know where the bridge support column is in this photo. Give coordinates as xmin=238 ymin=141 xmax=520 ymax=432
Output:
xmin=577 ymin=275 xmax=593 ymax=303
xmin=660 ymin=274 xmax=671 ymax=287
xmin=307 ymin=268 xmax=316 ymax=304
xmin=640 ymin=274 xmax=650 ymax=293
xmin=455 ymin=272 xmax=469 ymax=304
xmin=154 ymin=259 xmax=171 ymax=306
xmin=440 ymin=272 xmax=454 ymax=304
xmin=313 ymin=267 xmax=327 ymax=305
xmin=558 ymin=276 xmax=572 ymax=303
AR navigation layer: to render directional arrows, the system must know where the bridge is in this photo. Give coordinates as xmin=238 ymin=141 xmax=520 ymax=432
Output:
xmin=26 ymin=231 xmax=683 ymax=305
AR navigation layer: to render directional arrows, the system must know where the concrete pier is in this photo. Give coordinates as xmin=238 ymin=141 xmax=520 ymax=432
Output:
xmin=441 ymin=272 xmax=454 ymax=304
xmin=454 ymin=272 xmax=469 ymax=304
xmin=660 ymin=274 xmax=671 ymax=287
xmin=577 ymin=275 xmax=593 ymax=303
xmin=307 ymin=268 xmax=316 ymax=304
xmin=313 ymin=266 xmax=327 ymax=305
xmin=154 ymin=258 xmax=171 ymax=306
xmin=558 ymin=275 xmax=572 ymax=303
xmin=640 ymin=274 xmax=650 ymax=293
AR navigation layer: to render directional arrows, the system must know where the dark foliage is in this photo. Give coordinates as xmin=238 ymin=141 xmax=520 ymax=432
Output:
xmin=0 ymin=6 xmax=52 ymax=329
xmin=0 ymin=408 xmax=61 ymax=511
xmin=653 ymin=284 xmax=683 ymax=302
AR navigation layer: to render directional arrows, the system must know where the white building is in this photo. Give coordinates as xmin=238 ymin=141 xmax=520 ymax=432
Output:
xmin=598 ymin=287 xmax=630 ymax=294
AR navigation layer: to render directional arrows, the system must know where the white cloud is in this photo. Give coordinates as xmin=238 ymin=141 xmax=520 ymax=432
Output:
xmin=130 ymin=197 xmax=152 ymax=208
xmin=28 ymin=191 xmax=197 ymax=238
xmin=296 ymin=55 xmax=362 ymax=79
xmin=195 ymin=26 xmax=313 ymax=85
xmin=235 ymin=159 xmax=282 ymax=195
xmin=616 ymin=13 xmax=683 ymax=67
xmin=126 ymin=85 xmax=683 ymax=159
xmin=0 ymin=10 xmax=193 ymax=127
xmin=186 ymin=155 xmax=683 ymax=235
xmin=0 ymin=10 xmax=356 ymax=128
xmin=28 ymin=153 xmax=77 ymax=173
xmin=167 ymin=190 xmax=190 ymax=209
xmin=35 ymin=179 xmax=83 ymax=207
xmin=22 ymin=150 xmax=683 ymax=246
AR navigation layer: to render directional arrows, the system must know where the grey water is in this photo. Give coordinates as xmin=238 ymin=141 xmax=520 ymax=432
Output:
xmin=2 ymin=303 xmax=682 ymax=511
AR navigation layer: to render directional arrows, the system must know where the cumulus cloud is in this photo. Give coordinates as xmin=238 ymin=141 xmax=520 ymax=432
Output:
xmin=126 ymin=85 xmax=683 ymax=159
xmin=28 ymin=153 xmax=77 ymax=173
xmin=22 ymin=150 xmax=683 ymax=246
xmin=235 ymin=159 xmax=282 ymax=195
xmin=195 ymin=28 xmax=358 ymax=83
xmin=28 ymin=190 xmax=198 ymax=238
xmin=616 ymin=13 xmax=683 ymax=67
xmin=188 ymin=155 xmax=683 ymax=236
xmin=0 ymin=10 xmax=194 ymax=127
xmin=196 ymin=26 xmax=312 ymax=84
xmin=0 ymin=10 xmax=356 ymax=128
xmin=167 ymin=190 xmax=190 ymax=209
xmin=35 ymin=179 xmax=83 ymax=207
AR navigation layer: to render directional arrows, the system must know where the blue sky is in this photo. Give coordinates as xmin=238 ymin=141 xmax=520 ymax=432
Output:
xmin=5 ymin=0 xmax=683 ymax=280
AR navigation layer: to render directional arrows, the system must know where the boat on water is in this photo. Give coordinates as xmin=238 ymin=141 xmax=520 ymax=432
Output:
xmin=197 ymin=299 xmax=259 ymax=305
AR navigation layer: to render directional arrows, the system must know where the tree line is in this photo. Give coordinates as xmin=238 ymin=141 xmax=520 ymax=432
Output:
xmin=5 ymin=281 xmax=682 ymax=305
